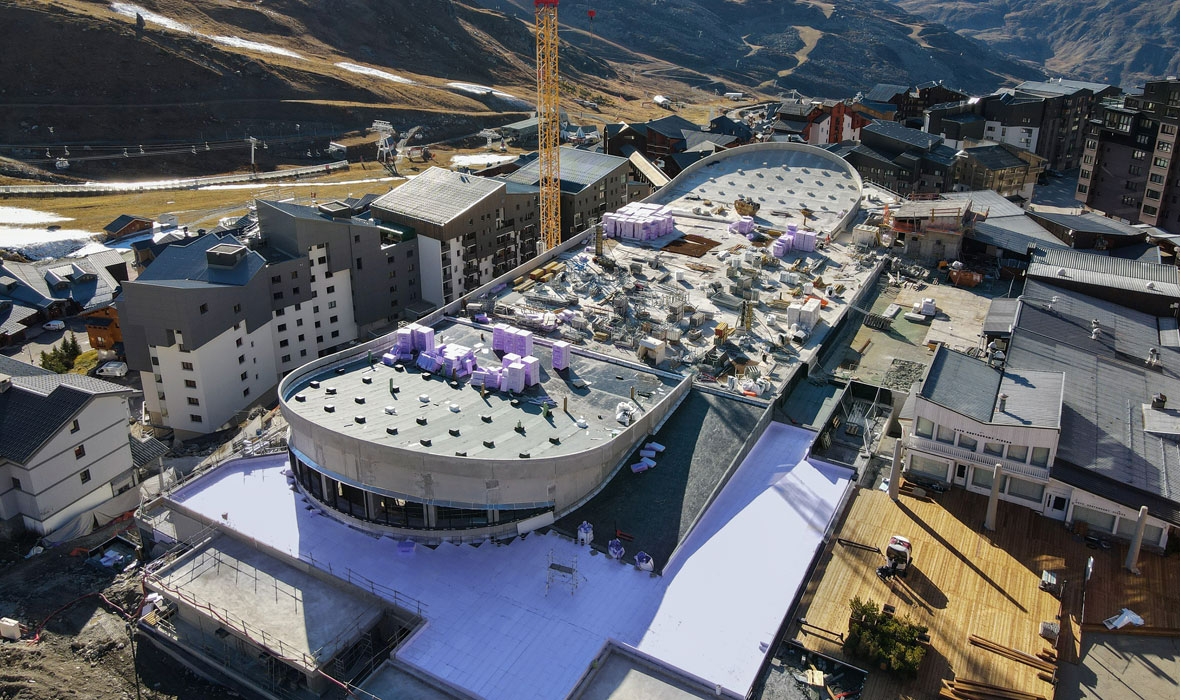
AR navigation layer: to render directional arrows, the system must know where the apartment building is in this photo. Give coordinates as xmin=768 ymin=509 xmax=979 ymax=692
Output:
xmin=861 ymin=81 xmax=968 ymax=125
xmin=953 ymin=143 xmax=1046 ymax=201
xmin=1076 ymin=78 xmax=1180 ymax=234
xmin=120 ymin=199 xmax=422 ymax=438
xmin=497 ymin=147 xmax=631 ymax=242
xmin=370 ymin=167 xmax=540 ymax=306
xmin=0 ymin=356 xmax=139 ymax=536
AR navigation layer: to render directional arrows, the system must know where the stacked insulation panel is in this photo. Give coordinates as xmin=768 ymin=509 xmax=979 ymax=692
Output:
xmin=601 ymin=202 xmax=675 ymax=241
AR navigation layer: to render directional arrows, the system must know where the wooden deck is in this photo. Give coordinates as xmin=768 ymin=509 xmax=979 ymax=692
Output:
xmin=787 ymin=486 xmax=1180 ymax=700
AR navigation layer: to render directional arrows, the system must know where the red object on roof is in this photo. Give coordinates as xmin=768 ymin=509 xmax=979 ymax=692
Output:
xmin=588 ymin=10 xmax=596 ymax=19
xmin=535 ymin=0 xmax=559 ymax=6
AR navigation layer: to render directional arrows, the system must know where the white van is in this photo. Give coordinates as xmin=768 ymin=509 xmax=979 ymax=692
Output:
xmin=96 ymin=362 xmax=128 ymax=378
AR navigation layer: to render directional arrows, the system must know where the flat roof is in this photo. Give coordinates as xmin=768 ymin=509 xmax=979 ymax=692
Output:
xmin=283 ymin=320 xmax=682 ymax=459
xmin=164 ymin=426 xmax=853 ymax=700
xmin=153 ymin=534 xmax=385 ymax=669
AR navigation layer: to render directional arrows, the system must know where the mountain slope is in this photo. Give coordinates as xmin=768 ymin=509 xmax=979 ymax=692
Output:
xmin=890 ymin=0 xmax=1180 ymax=87
xmin=484 ymin=0 xmax=1042 ymax=98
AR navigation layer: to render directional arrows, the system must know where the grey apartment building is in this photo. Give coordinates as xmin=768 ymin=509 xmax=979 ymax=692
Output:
xmin=1076 ymin=78 xmax=1180 ymax=234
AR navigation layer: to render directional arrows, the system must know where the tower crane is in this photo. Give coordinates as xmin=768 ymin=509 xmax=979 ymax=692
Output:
xmin=535 ymin=0 xmax=561 ymax=251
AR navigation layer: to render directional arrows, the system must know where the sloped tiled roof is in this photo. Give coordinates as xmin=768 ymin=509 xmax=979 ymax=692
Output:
xmin=134 ymin=233 xmax=266 ymax=288
xmin=865 ymin=83 xmax=910 ymax=102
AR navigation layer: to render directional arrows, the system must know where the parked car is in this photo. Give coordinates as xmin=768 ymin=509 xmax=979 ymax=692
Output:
xmin=42 ymin=320 xmax=65 ymax=331
xmin=96 ymin=361 xmax=128 ymax=378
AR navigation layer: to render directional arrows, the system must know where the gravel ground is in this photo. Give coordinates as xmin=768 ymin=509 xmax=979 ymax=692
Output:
xmin=0 ymin=522 xmax=224 ymax=700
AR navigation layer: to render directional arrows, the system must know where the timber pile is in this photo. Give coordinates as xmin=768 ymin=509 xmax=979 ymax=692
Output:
xmin=938 ymin=678 xmax=1049 ymax=700
xmin=967 ymin=634 xmax=1055 ymax=673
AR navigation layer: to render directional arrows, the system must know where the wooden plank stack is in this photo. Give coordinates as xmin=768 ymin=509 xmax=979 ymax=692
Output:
xmin=938 ymin=677 xmax=1049 ymax=700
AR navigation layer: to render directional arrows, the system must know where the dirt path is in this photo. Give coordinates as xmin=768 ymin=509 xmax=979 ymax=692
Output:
xmin=764 ymin=25 xmax=823 ymax=86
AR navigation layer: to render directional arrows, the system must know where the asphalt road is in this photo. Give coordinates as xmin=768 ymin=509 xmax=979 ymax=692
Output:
xmin=3 ymin=316 xmax=91 ymax=366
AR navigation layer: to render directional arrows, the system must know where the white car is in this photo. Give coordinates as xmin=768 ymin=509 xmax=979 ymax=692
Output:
xmin=96 ymin=362 xmax=128 ymax=378
xmin=42 ymin=320 xmax=65 ymax=331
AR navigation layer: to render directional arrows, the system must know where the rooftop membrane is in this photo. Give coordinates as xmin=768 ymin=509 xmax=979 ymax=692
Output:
xmin=282 ymin=321 xmax=682 ymax=459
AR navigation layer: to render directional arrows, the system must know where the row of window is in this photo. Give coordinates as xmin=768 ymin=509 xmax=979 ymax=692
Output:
xmin=292 ymin=455 xmax=550 ymax=531
xmin=913 ymin=416 xmax=1050 ymax=467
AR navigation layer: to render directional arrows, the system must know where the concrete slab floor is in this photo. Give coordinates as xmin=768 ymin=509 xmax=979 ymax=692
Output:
xmin=158 ymin=535 xmax=384 ymax=664
xmin=574 ymin=650 xmax=719 ymax=700
xmin=1055 ymin=633 xmax=1180 ymax=700
xmin=359 ymin=660 xmax=460 ymax=700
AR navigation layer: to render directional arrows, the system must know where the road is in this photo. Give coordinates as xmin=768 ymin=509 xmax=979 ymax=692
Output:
xmin=1030 ymin=169 xmax=1083 ymax=213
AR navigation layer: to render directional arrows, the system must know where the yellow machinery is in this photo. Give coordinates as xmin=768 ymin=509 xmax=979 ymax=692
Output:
xmin=535 ymin=0 xmax=561 ymax=251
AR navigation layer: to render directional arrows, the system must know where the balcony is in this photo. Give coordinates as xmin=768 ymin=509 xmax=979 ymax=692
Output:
xmin=906 ymin=436 xmax=1049 ymax=482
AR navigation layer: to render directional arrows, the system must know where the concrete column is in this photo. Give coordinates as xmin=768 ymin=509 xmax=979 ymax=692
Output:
xmin=889 ymin=434 xmax=903 ymax=501
xmin=984 ymin=463 xmax=1003 ymax=531
xmin=1124 ymin=505 xmax=1150 ymax=573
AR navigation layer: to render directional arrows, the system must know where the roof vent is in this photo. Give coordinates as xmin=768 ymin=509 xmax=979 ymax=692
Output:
xmin=335 ymin=367 xmax=347 ymax=375
xmin=449 ymin=428 xmax=461 ymax=437
xmin=355 ymin=396 xmax=365 ymax=404
xmin=310 ymin=381 xmax=320 ymax=389
xmin=483 ymin=440 xmax=496 ymax=449
xmin=481 ymin=415 xmax=493 ymax=423
xmin=325 ymin=386 xmax=337 ymax=395
xmin=386 ymin=427 xmax=398 ymax=435
xmin=362 ymin=376 xmax=373 ymax=385
xmin=1147 ymin=281 xmax=1157 ymax=290
xmin=1153 ymin=393 xmax=1167 ymax=410
xmin=205 ymin=243 xmax=248 ymax=269
xmin=0 ymin=374 xmax=10 ymax=394
xmin=419 ymin=394 xmax=430 ymax=403
xmin=384 ymin=406 xmax=397 ymax=415
xmin=455 ymin=451 xmax=467 ymax=457
xmin=449 ymin=403 xmax=460 ymax=413
xmin=997 ymin=393 xmax=1008 ymax=412
xmin=519 ymin=452 xmax=531 ymax=459
xmin=549 ymin=437 xmax=561 ymax=445
xmin=294 ymin=394 xmax=306 ymax=402
xmin=420 ymin=439 xmax=432 ymax=447
xmin=1057 ymin=267 xmax=1068 ymax=277
xmin=416 ymin=417 xmax=428 ymax=425
xmin=1149 ymin=347 xmax=1161 ymax=367
xmin=324 ymin=405 xmax=335 ymax=413
xmin=355 ymin=415 xmax=366 ymax=424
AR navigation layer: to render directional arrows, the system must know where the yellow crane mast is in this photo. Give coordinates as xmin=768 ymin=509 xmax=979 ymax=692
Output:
xmin=535 ymin=0 xmax=561 ymax=251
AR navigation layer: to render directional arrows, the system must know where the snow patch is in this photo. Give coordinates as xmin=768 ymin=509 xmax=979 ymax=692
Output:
xmin=199 ymin=176 xmax=400 ymax=191
xmin=336 ymin=62 xmax=415 ymax=85
xmin=450 ymin=154 xmax=518 ymax=168
xmin=211 ymin=36 xmax=303 ymax=59
xmin=0 ymin=206 xmax=73 ymax=226
xmin=110 ymin=3 xmax=195 ymax=34
xmin=447 ymin=82 xmax=531 ymax=108
xmin=0 ymin=226 xmax=102 ymax=260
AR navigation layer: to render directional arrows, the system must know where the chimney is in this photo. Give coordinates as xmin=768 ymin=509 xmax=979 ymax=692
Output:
xmin=1149 ymin=347 xmax=1161 ymax=367
xmin=997 ymin=393 xmax=1008 ymax=413
xmin=0 ymin=373 xmax=11 ymax=394
xmin=1152 ymin=393 xmax=1167 ymax=410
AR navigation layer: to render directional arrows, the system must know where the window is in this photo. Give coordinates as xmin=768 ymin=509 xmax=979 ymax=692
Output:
xmin=297 ymin=334 xmax=305 ymax=342
xmin=187 ymin=397 xmax=200 ymax=406
xmin=11 ymin=477 xmax=20 ymax=491
xmin=936 ymin=424 xmax=956 ymax=444
xmin=190 ymin=414 xmax=203 ymax=423
xmin=297 ymin=319 xmax=304 ymax=327
xmin=372 ymin=496 xmax=427 ymax=528
xmin=292 ymin=287 xmax=300 ymax=295
xmin=79 ymin=469 xmax=91 ymax=484
xmin=1083 ymin=155 xmax=1094 ymax=164
xmin=70 ymin=419 xmax=80 ymax=433
xmin=909 ymin=454 xmax=948 ymax=481
xmin=326 ymin=286 xmax=335 ymax=294
xmin=291 ymin=270 xmax=299 ymax=279
xmin=915 ymin=417 xmax=934 ymax=439
xmin=328 ymin=300 xmax=337 ymax=310
xmin=1162 ymin=124 xmax=1177 ymax=135
xmin=273 ymin=292 xmax=283 ymax=300
xmin=957 ymin=434 xmax=977 ymax=451
xmin=199 ymin=303 xmax=208 ymax=314
xmin=983 ymin=442 xmax=1005 ymax=457
xmin=184 ymin=380 xmax=197 ymax=388
xmin=181 ymin=361 xmax=194 ymax=371
xmin=1150 ymin=173 xmax=1165 ymax=184
xmin=1005 ymin=476 xmax=1044 ymax=503
xmin=300 ymin=349 xmax=307 ymax=357
xmin=1144 ymin=204 xmax=1159 ymax=216
xmin=1006 ymin=444 xmax=1029 ymax=462
xmin=331 ymin=330 xmax=340 ymax=338
xmin=1080 ymin=169 xmax=1091 ymax=179
xmin=240 ymin=371 xmax=248 ymax=381
xmin=1155 ymin=157 xmax=1170 ymax=168
xmin=317 ymin=335 xmax=324 ymax=344
xmin=1121 ymin=195 xmax=1139 ymax=207
xmin=238 ymin=354 xmax=245 ymax=364
xmin=435 ymin=505 xmax=491 ymax=529
xmin=315 ymin=321 xmax=322 ymax=329
xmin=271 ymin=274 xmax=281 ymax=283
xmin=971 ymin=465 xmax=995 ymax=489
xmin=151 ymin=356 xmax=159 ymax=366
xmin=243 ymin=387 xmax=251 ymax=397
xmin=236 ymin=337 xmax=243 ymax=347
xmin=276 ymin=308 xmax=285 ymax=317
xmin=1077 ymin=184 xmax=1088 ymax=194
xmin=74 ymin=445 xmax=86 ymax=459
xmin=281 ymin=354 xmax=291 ymax=363
xmin=329 ymin=315 xmax=338 ymax=324
xmin=356 ymin=257 xmax=363 ymax=270
xmin=1072 ymin=504 xmax=1115 ymax=533
xmin=280 ymin=339 xmax=289 ymax=348
xmin=1159 ymin=142 xmax=1173 ymax=153
xmin=1147 ymin=189 xmax=1162 ymax=200
xmin=234 ymin=304 xmax=242 ymax=313
xmin=1129 ymin=165 xmax=1143 ymax=176
xmin=278 ymin=323 xmax=287 ymax=333
xmin=1133 ymin=150 xmax=1147 ymax=160
xmin=317 ymin=256 xmax=326 ymax=265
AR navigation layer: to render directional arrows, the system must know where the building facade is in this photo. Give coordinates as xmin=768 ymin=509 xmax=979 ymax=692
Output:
xmin=0 ymin=356 xmax=139 ymax=536
xmin=1076 ymin=79 xmax=1180 ymax=234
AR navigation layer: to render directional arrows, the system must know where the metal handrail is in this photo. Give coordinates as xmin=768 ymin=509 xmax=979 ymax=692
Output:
xmin=906 ymin=435 xmax=1050 ymax=482
xmin=0 ymin=161 xmax=348 ymax=196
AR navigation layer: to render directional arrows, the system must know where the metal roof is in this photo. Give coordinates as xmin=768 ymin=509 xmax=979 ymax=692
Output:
xmin=129 ymin=434 xmax=170 ymax=467
xmin=371 ymin=167 xmax=504 ymax=227
xmin=864 ymin=83 xmax=909 ymax=103
xmin=863 ymin=120 xmax=942 ymax=151
xmin=942 ymin=190 xmax=1026 ymax=218
xmin=991 ymin=368 xmax=1063 ymax=428
xmin=103 ymin=214 xmax=151 ymax=234
xmin=1028 ymin=247 xmax=1180 ymax=297
xmin=134 ymin=233 xmax=267 ymax=288
xmin=502 ymin=147 xmax=628 ymax=194
xmin=964 ymin=144 xmax=1027 ymax=170
xmin=920 ymin=345 xmax=1003 ymax=423
xmin=983 ymin=298 xmax=1020 ymax=336
xmin=623 ymin=148 xmax=670 ymax=186
xmin=1029 ymin=211 xmax=1144 ymax=238
xmin=0 ymin=358 xmax=134 ymax=464
xmin=0 ymin=249 xmax=128 ymax=312
xmin=971 ymin=215 xmax=1067 ymax=254
xmin=1008 ymin=280 xmax=1180 ymax=516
